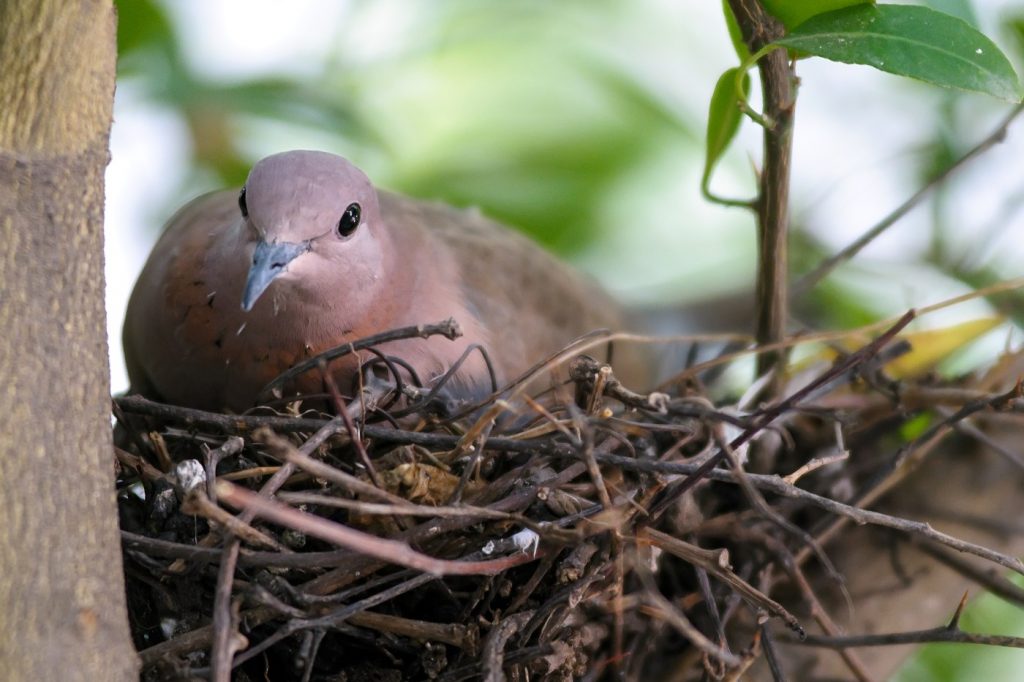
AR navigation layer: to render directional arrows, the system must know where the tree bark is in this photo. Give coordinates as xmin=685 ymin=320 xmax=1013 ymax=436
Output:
xmin=0 ymin=1 xmax=138 ymax=679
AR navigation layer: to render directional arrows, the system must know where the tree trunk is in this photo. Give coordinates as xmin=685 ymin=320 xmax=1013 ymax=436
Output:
xmin=0 ymin=1 xmax=138 ymax=679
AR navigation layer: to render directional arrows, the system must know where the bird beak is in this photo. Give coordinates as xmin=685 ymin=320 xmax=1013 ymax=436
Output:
xmin=241 ymin=240 xmax=309 ymax=311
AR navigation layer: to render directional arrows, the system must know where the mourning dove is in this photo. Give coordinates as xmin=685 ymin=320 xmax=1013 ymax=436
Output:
xmin=124 ymin=150 xmax=633 ymax=413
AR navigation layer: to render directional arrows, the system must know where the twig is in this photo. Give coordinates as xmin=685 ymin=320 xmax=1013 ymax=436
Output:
xmin=604 ymin=455 xmax=1024 ymax=576
xmin=348 ymin=611 xmax=477 ymax=651
xmin=319 ymin=362 xmax=381 ymax=487
xmin=645 ymin=310 xmax=915 ymax=522
xmin=389 ymin=342 xmax=499 ymax=418
xmin=209 ymin=419 xmax=347 ymax=677
xmin=180 ymin=489 xmax=290 ymax=552
xmin=759 ymin=620 xmax=786 ymax=681
xmin=204 ymin=436 xmax=244 ymax=502
xmin=911 ymin=539 xmax=1024 ymax=610
xmin=447 ymin=328 xmax=618 ymax=420
xmin=481 ymin=611 xmax=533 ymax=682
xmin=210 ymin=541 xmax=243 ymax=682
xmin=133 ymin=464 xmax=586 ymax=666
xmin=275 ymin=491 xmax=514 ymax=521
xmin=229 ymin=572 xmax=439 ymax=669
xmin=794 ymin=383 xmax=1024 ymax=567
xmin=256 ymin=428 xmax=407 ymax=506
xmin=258 ymin=319 xmax=463 ymax=401
xmin=634 ymin=554 xmax=743 ymax=667
xmin=782 ymin=592 xmax=1024 ymax=649
xmin=640 ymin=528 xmax=804 ymax=636
xmin=791 ymin=627 xmax=1024 ymax=649
xmin=795 ymin=103 xmax=1024 ymax=295
xmin=643 ymin=589 xmax=744 ymax=668
xmin=115 ymin=395 xmax=570 ymax=455
xmin=215 ymin=480 xmax=541 ymax=576
xmin=727 ymin=0 xmax=797 ymax=379
xmin=783 ymin=451 xmax=848 ymax=485
xmin=942 ymin=405 xmax=1024 ymax=472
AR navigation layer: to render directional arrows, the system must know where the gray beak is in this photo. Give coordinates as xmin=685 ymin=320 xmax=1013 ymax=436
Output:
xmin=241 ymin=240 xmax=309 ymax=311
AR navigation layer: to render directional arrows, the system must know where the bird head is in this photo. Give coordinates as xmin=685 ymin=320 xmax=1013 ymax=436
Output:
xmin=238 ymin=150 xmax=385 ymax=312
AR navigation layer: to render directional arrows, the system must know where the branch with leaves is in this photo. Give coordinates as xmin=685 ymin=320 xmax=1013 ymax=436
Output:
xmin=703 ymin=0 xmax=1021 ymax=384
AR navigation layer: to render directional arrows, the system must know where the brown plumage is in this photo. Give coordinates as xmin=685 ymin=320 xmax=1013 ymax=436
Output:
xmin=124 ymin=150 xmax=630 ymax=412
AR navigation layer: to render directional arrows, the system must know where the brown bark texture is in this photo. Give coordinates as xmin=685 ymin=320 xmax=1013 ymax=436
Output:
xmin=727 ymin=0 xmax=794 ymax=380
xmin=0 ymin=1 xmax=138 ymax=679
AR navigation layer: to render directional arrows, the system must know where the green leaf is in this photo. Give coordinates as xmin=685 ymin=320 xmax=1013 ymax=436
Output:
xmin=761 ymin=0 xmax=873 ymax=30
xmin=776 ymin=4 xmax=1022 ymax=102
xmin=722 ymin=0 xmax=750 ymax=61
xmin=702 ymin=68 xmax=750 ymax=199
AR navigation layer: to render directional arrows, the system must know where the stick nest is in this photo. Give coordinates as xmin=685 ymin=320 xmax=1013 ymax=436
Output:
xmin=114 ymin=317 xmax=1024 ymax=681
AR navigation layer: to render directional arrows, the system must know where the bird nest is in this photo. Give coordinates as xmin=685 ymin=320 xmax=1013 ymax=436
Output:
xmin=114 ymin=315 xmax=1024 ymax=681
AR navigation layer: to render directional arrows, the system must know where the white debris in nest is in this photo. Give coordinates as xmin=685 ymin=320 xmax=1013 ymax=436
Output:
xmin=511 ymin=528 xmax=540 ymax=557
xmin=172 ymin=459 xmax=206 ymax=493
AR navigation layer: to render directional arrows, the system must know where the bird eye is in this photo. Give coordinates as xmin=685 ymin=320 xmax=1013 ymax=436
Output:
xmin=238 ymin=187 xmax=248 ymax=218
xmin=337 ymin=202 xmax=361 ymax=237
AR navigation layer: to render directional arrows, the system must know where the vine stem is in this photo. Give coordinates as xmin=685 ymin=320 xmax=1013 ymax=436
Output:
xmin=726 ymin=0 xmax=797 ymax=388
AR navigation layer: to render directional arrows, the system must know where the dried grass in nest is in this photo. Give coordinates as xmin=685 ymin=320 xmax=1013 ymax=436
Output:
xmin=113 ymin=315 xmax=1024 ymax=681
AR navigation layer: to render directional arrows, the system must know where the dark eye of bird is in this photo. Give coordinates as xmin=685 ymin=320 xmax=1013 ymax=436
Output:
xmin=337 ymin=202 xmax=361 ymax=237
xmin=238 ymin=187 xmax=248 ymax=218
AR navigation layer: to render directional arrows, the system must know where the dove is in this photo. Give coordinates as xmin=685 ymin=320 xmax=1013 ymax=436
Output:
xmin=123 ymin=150 xmax=632 ymax=413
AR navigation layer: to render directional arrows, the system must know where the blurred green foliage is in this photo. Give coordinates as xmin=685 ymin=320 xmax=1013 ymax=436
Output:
xmin=895 ymin=579 xmax=1024 ymax=682
xmin=115 ymin=0 xmax=695 ymax=254
xmin=114 ymin=0 xmax=1024 ymax=325
xmin=116 ymin=0 xmax=369 ymax=186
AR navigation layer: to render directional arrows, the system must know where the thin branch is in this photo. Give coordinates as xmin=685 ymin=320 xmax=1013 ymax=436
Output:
xmin=640 ymin=528 xmax=804 ymax=636
xmin=215 ymin=481 xmax=541 ymax=576
xmin=782 ymin=602 xmax=1024 ymax=650
xmin=727 ymin=0 xmax=797 ymax=379
xmin=605 ymin=455 xmax=1024 ymax=576
xmin=794 ymin=383 xmax=1024 ymax=567
xmin=258 ymin=319 xmax=462 ymax=401
xmin=115 ymin=394 xmax=569 ymax=455
xmin=180 ymin=489 xmax=290 ymax=552
xmin=645 ymin=310 xmax=915 ymax=522
xmin=639 ymin=581 xmax=744 ymax=667
xmin=795 ymin=103 xmax=1024 ymax=295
